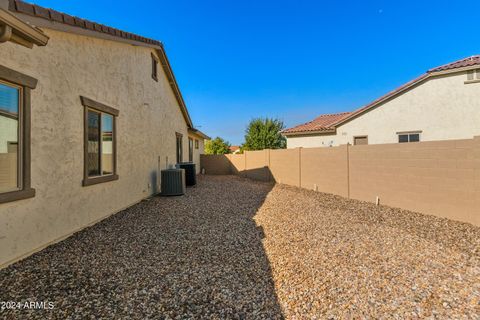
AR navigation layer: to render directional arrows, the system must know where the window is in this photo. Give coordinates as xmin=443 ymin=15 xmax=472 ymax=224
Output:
xmin=353 ymin=136 xmax=368 ymax=145
xmin=188 ymin=137 xmax=194 ymax=162
xmin=398 ymin=132 xmax=421 ymax=143
xmin=81 ymin=96 xmax=119 ymax=186
xmin=151 ymin=53 xmax=158 ymax=82
xmin=176 ymin=133 xmax=183 ymax=163
xmin=466 ymin=69 xmax=480 ymax=82
xmin=0 ymin=66 xmax=36 ymax=204
xmin=195 ymin=139 xmax=199 ymax=149
xmin=467 ymin=70 xmax=474 ymax=81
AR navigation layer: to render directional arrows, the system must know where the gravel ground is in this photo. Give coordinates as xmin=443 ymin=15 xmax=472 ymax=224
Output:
xmin=255 ymin=181 xmax=480 ymax=319
xmin=1 ymin=175 xmax=479 ymax=319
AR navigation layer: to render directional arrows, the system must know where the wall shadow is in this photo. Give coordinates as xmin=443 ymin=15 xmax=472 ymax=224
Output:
xmin=0 ymin=175 xmax=283 ymax=319
xmin=235 ymin=166 xmax=274 ymax=183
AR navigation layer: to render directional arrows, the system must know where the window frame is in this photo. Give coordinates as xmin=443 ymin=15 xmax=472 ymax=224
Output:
xmin=151 ymin=53 xmax=159 ymax=82
xmin=176 ymin=132 xmax=183 ymax=164
xmin=0 ymin=65 xmax=37 ymax=204
xmin=464 ymin=69 xmax=480 ymax=84
xmin=188 ymin=137 xmax=194 ymax=162
xmin=195 ymin=139 xmax=199 ymax=149
xmin=397 ymin=131 xmax=421 ymax=143
xmin=81 ymin=96 xmax=119 ymax=186
xmin=353 ymin=135 xmax=368 ymax=146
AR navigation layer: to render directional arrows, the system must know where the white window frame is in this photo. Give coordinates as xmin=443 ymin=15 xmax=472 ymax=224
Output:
xmin=397 ymin=131 xmax=421 ymax=143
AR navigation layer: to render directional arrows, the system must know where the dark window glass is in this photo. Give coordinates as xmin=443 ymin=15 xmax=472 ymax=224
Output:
xmin=195 ymin=139 xmax=199 ymax=149
xmin=176 ymin=134 xmax=183 ymax=163
xmin=188 ymin=138 xmax=193 ymax=162
xmin=152 ymin=56 xmax=158 ymax=81
xmin=409 ymin=133 xmax=420 ymax=142
xmin=87 ymin=110 xmax=101 ymax=176
xmin=0 ymin=83 xmax=20 ymax=192
xmin=398 ymin=134 xmax=409 ymax=143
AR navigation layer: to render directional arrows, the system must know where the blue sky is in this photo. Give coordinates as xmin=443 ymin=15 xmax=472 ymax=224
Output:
xmin=32 ymin=0 xmax=480 ymax=145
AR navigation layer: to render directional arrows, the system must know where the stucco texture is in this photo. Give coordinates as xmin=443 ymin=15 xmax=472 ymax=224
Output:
xmin=188 ymin=133 xmax=205 ymax=174
xmin=287 ymin=72 xmax=480 ymax=148
xmin=0 ymin=29 xmax=198 ymax=266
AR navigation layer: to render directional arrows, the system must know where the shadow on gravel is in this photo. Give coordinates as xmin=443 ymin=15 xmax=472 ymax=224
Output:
xmin=0 ymin=175 xmax=283 ymax=319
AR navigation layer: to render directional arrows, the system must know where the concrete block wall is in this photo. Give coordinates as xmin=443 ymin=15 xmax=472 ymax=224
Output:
xmin=200 ymin=137 xmax=480 ymax=226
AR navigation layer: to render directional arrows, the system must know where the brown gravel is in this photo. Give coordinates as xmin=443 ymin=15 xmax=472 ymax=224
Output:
xmin=255 ymin=181 xmax=480 ymax=319
xmin=1 ymin=175 xmax=479 ymax=319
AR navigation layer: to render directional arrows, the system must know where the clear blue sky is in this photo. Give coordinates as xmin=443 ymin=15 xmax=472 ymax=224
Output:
xmin=32 ymin=0 xmax=480 ymax=145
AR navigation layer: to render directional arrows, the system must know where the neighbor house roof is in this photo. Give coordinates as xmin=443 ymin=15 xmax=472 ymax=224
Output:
xmin=229 ymin=145 xmax=240 ymax=152
xmin=428 ymin=55 xmax=480 ymax=72
xmin=7 ymin=0 xmax=195 ymax=129
xmin=283 ymin=55 xmax=480 ymax=136
xmin=282 ymin=112 xmax=351 ymax=135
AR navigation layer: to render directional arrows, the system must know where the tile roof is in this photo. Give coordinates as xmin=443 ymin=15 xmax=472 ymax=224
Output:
xmin=8 ymin=0 xmax=162 ymax=47
xmin=282 ymin=112 xmax=351 ymax=134
xmin=428 ymin=55 xmax=480 ymax=72
xmin=7 ymin=0 xmax=197 ymax=129
xmin=283 ymin=55 xmax=480 ymax=135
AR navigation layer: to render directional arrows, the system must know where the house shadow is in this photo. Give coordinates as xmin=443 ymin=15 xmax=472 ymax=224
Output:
xmin=0 ymin=173 xmax=283 ymax=319
xmin=145 ymin=173 xmax=283 ymax=318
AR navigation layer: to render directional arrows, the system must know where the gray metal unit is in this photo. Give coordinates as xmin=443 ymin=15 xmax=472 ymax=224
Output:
xmin=160 ymin=169 xmax=185 ymax=196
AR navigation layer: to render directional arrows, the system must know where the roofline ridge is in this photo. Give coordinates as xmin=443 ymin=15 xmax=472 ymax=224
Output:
xmin=427 ymin=54 xmax=480 ymax=73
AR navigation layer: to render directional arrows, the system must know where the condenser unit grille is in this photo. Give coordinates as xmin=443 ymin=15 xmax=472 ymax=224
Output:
xmin=161 ymin=169 xmax=185 ymax=196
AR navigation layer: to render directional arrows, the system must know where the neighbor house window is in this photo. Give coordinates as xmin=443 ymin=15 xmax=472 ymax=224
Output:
xmin=195 ymin=139 xmax=199 ymax=149
xmin=353 ymin=136 xmax=368 ymax=145
xmin=398 ymin=131 xmax=421 ymax=143
xmin=176 ymin=133 xmax=183 ymax=163
xmin=188 ymin=137 xmax=193 ymax=162
xmin=81 ymin=96 xmax=119 ymax=186
xmin=466 ymin=69 xmax=480 ymax=82
xmin=151 ymin=53 xmax=158 ymax=82
xmin=0 ymin=66 xmax=37 ymax=204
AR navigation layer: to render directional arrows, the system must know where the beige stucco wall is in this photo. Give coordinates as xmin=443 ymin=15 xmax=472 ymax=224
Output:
xmin=287 ymin=134 xmax=337 ymax=148
xmin=201 ymin=137 xmax=480 ymax=226
xmin=0 ymin=28 xmax=195 ymax=267
xmin=187 ymin=134 xmax=205 ymax=174
xmin=287 ymin=72 xmax=480 ymax=148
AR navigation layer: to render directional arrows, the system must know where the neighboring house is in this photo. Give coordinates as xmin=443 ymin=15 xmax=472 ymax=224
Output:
xmin=0 ymin=0 xmax=208 ymax=267
xmin=229 ymin=145 xmax=241 ymax=154
xmin=283 ymin=56 xmax=480 ymax=148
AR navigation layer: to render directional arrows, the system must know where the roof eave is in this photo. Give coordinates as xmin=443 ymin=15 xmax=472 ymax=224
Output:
xmin=10 ymin=11 xmax=194 ymax=129
xmin=282 ymin=128 xmax=336 ymax=137
xmin=332 ymin=65 xmax=480 ymax=128
xmin=188 ymin=128 xmax=210 ymax=140
xmin=0 ymin=8 xmax=48 ymax=47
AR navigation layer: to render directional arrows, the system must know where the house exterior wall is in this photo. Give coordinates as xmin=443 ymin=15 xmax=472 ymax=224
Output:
xmin=286 ymin=72 xmax=480 ymax=148
xmin=286 ymin=134 xmax=337 ymax=148
xmin=188 ymin=133 xmax=205 ymax=174
xmin=0 ymin=28 xmax=195 ymax=267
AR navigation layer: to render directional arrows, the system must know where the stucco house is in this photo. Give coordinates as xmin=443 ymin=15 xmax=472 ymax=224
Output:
xmin=229 ymin=145 xmax=241 ymax=154
xmin=0 ymin=0 xmax=208 ymax=267
xmin=283 ymin=56 xmax=480 ymax=148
